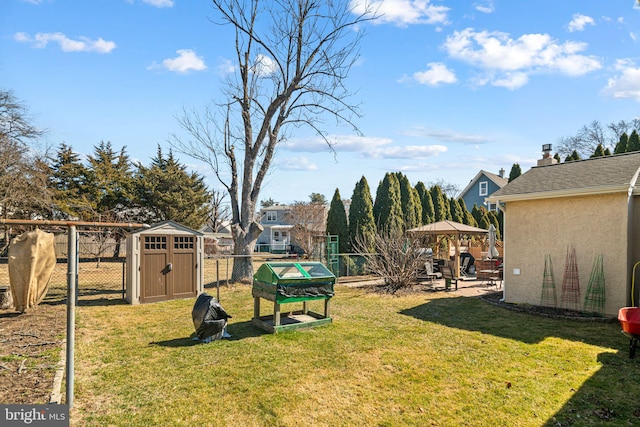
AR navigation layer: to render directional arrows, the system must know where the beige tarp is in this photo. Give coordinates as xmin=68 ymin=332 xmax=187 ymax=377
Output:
xmin=8 ymin=229 xmax=56 ymax=312
xmin=408 ymin=220 xmax=488 ymax=277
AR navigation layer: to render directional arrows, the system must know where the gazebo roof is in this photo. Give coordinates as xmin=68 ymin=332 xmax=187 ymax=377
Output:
xmin=407 ymin=220 xmax=488 ymax=235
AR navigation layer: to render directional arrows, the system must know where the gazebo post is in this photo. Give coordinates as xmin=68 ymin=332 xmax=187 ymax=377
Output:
xmin=454 ymin=234 xmax=461 ymax=277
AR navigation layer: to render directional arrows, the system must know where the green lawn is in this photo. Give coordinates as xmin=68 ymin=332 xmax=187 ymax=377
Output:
xmin=71 ymin=285 xmax=639 ymax=426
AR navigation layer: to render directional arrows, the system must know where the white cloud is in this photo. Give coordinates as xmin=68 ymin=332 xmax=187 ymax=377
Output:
xmin=491 ymin=72 xmax=529 ymax=90
xmin=364 ymin=144 xmax=447 ymax=159
xmin=160 ymin=49 xmax=207 ymax=73
xmin=142 ymin=0 xmax=174 ymax=7
xmin=350 ymin=0 xmax=449 ymax=27
xmin=14 ymin=32 xmax=116 ymax=53
xmin=217 ymin=58 xmax=236 ymax=75
xmin=283 ymin=134 xmax=393 ymax=153
xmin=21 ymin=0 xmax=43 ymax=4
xmin=400 ymin=127 xmax=491 ymax=144
xmin=252 ymin=54 xmax=277 ymax=76
xmin=276 ymin=156 xmax=318 ymax=171
xmin=442 ymin=28 xmax=601 ymax=88
xmin=474 ymin=1 xmax=494 ymax=14
xmin=412 ymin=62 xmax=457 ymax=86
xmin=567 ymin=14 xmax=595 ymax=32
xmin=602 ymin=60 xmax=640 ymax=102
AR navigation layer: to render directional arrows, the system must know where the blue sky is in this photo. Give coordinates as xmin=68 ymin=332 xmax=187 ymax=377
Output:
xmin=2 ymin=0 xmax=640 ymax=205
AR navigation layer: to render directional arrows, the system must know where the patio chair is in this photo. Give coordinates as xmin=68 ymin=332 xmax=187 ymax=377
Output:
xmin=460 ymin=256 xmax=471 ymax=276
xmin=441 ymin=265 xmax=459 ymax=291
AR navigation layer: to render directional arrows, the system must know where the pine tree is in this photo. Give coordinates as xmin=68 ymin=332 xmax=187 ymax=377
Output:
xmin=628 ymin=130 xmax=640 ymax=152
xmin=508 ymin=163 xmax=522 ymax=182
xmin=135 ymin=146 xmax=211 ymax=229
xmin=554 ymin=153 xmax=562 ymax=163
xmin=449 ymin=197 xmax=463 ymax=223
xmin=326 ymin=189 xmax=349 ymax=253
xmin=471 ymin=204 xmax=485 ymax=226
xmin=591 ymin=144 xmax=605 ymax=158
xmin=395 ymin=172 xmax=419 ymax=230
xmin=487 ymin=211 xmax=501 ymax=240
xmin=458 ymin=198 xmax=476 ymax=226
xmin=85 ymin=141 xmax=134 ymax=218
xmin=430 ymin=185 xmax=447 ymax=222
xmin=614 ymin=132 xmax=629 ymax=154
xmin=49 ymin=143 xmax=90 ymax=219
xmin=415 ymin=181 xmax=435 ymax=224
xmin=348 ymin=176 xmax=376 ymax=252
xmin=373 ymin=173 xmax=404 ymax=233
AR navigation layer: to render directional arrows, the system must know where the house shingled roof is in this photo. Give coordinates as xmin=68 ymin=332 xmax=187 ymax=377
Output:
xmin=458 ymin=169 xmax=508 ymax=199
xmin=488 ymin=151 xmax=640 ymax=201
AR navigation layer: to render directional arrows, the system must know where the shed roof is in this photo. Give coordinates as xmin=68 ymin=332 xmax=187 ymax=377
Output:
xmin=488 ymin=152 xmax=640 ymax=202
xmin=128 ymin=220 xmax=203 ymax=236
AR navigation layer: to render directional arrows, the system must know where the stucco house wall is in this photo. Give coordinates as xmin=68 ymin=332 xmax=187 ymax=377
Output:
xmin=503 ymin=193 xmax=628 ymax=316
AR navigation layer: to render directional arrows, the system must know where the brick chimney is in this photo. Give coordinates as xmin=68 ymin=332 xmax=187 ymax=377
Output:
xmin=537 ymin=143 xmax=558 ymax=166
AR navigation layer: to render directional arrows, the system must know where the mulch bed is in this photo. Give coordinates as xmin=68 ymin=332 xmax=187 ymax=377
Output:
xmin=481 ymin=291 xmax=617 ymax=322
xmin=0 ymin=303 xmax=67 ymax=404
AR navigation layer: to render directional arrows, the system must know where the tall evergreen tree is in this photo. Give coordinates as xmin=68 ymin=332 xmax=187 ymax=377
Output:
xmin=614 ymin=132 xmax=628 ymax=154
xmin=591 ymin=144 xmax=605 ymax=158
xmin=458 ymin=198 xmax=476 ymax=227
xmin=135 ymin=146 xmax=211 ymax=230
xmin=348 ymin=176 xmax=376 ymax=252
xmin=395 ymin=172 xmax=419 ymax=230
xmin=49 ymin=143 xmax=90 ymax=219
xmin=471 ymin=204 xmax=485 ymax=226
xmin=628 ymin=130 xmax=640 ymax=152
xmin=508 ymin=163 xmax=522 ymax=182
xmin=487 ymin=210 xmax=501 ymax=240
xmin=373 ymin=173 xmax=403 ymax=233
xmin=429 ymin=185 xmax=447 ymax=222
xmin=325 ymin=188 xmax=349 ymax=253
xmin=442 ymin=192 xmax=451 ymax=220
xmin=415 ymin=181 xmax=435 ymax=224
xmin=448 ymin=197 xmax=463 ymax=223
xmin=553 ymin=153 xmax=562 ymax=163
xmin=85 ymin=141 xmax=134 ymax=218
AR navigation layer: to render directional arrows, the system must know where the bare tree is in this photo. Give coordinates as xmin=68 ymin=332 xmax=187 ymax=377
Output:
xmin=171 ymin=0 xmax=374 ymax=281
xmin=557 ymin=119 xmax=640 ymax=158
xmin=207 ymin=189 xmax=231 ymax=232
xmin=284 ymin=201 xmax=327 ymax=256
xmin=0 ymin=90 xmax=50 ymax=244
xmin=354 ymin=228 xmax=430 ymax=294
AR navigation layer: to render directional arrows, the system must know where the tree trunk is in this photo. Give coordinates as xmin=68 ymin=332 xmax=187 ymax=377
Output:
xmin=231 ymin=221 xmax=263 ymax=283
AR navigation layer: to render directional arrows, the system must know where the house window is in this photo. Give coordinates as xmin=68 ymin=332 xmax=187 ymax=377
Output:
xmin=266 ymin=211 xmax=277 ymax=222
xmin=487 ymin=203 xmax=496 ymax=211
xmin=274 ymin=231 xmax=281 ymax=241
xmin=479 ymin=181 xmax=488 ymax=196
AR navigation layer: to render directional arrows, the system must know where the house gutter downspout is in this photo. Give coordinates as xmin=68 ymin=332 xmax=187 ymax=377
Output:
xmin=497 ymin=202 xmax=507 ymax=302
xmin=627 ymin=168 xmax=640 ymax=306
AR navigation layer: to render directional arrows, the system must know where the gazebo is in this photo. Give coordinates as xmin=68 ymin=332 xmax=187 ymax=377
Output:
xmin=408 ymin=220 xmax=489 ymax=277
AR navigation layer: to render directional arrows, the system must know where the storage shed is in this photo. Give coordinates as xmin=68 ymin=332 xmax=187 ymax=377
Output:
xmin=125 ymin=221 xmax=204 ymax=305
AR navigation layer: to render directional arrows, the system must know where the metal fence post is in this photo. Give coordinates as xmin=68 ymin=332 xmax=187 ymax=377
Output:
xmin=66 ymin=225 xmax=77 ymax=408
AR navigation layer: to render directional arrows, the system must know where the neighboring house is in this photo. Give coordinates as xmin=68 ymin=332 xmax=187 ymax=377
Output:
xmin=199 ymin=221 xmax=234 ymax=255
xmin=459 ymin=169 xmax=508 ymax=212
xmin=255 ymin=205 xmax=294 ymax=253
xmin=487 ymin=150 xmax=640 ymax=317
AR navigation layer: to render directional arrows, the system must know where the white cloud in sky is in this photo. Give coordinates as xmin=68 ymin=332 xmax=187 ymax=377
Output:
xmin=474 ymin=1 xmax=495 ymax=14
xmin=217 ymin=58 xmax=236 ymax=75
xmin=160 ymin=49 xmax=207 ymax=73
xmin=142 ymin=0 xmax=174 ymax=7
xmin=252 ymin=54 xmax=277 ymax=76
xmin=602 ymin=59 xmax=640 ymax=102
xmin=442 ymin=28 xmax=601 ymax=89
xmin=363 ymin=144 xmax=447 ymax=159
xmin=14 ymin=32 xmax=116 ymax=53
xmin=283 ymin=134 xmax=393 ymax=153
xmin=350 ymin=0 xmax=449 ymax=27
xmin=400 ymin=127 xmax=490 ymax=144
xmin=567 ymin=14 xmax=595 ymax=32
xmin=276 ymin=156 xmax=318 ymax=171
xmin=411 ymin=62 xmax=457 ymax=86
xmin=21 ymin=0 xmax=43 ymax=4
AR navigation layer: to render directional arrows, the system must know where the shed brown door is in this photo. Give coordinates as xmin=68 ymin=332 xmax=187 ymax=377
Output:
xmin=140 ymin=235 xmax=197 ymax=303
